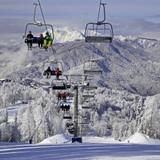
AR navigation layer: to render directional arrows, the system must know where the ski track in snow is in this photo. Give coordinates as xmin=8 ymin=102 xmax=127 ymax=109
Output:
xmin=0 ymin=143 xmax=160 ymax=160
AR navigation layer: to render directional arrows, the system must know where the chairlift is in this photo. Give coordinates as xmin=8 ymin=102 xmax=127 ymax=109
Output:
xmin=81 ymin=99 xmax=94 ymax=109
xmin=83 ymin=59 xmax=102 ymax=75
xmin=43 ymin=60 xmax=63 ymax=79
xmin=82 ymin=78 xmax=98 ymax=90
xmin=65 ymin=74 xmax=85 ymax=85
xmin=58 ymin=101 xmax=71 ymax=111
xmin=83 ymin=85 xmax=98 ymax=90
xmin=65 ymin=121 xmax=74 ymax=128
xmin=67 ymin=127 xmax=74 ymax=134
xmin=82 ymin=94 xmax=95 ymax=98
xmin=82 ymin=87 xmax=95 ymax=98
xmin=51 ymin=79 xmax=71 ymax=90
xmin=82 ymin=105 xmax=92 ymax=109
xmin=57 ymin=92 xmax=73 ymax=101
xmin=63 ymin=113 xmax=72 ymax=120
xmin=23 ymin=1 xmax=54 ymax=49
xmin=84 ymin=0 xmax=114 ymax=43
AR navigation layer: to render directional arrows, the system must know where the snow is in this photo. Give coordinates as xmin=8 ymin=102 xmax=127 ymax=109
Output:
xmin=39 ymin=134 xmax=120 ymax=145
xmin=40 ymin=133 xmax=160 ymax=146
xmin=82 ymin=136 xmax=119 ymax=144
xmin=124 ymin=132 xmax=160 ymax=144
xmin=0 ymin=141 xmax=160 ymax=160
xmin=39 ymin=134 xmax=72 ymax=144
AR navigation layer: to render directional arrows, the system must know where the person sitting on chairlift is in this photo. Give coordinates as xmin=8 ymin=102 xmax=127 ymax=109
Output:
xmin=55 ymin=68 xmax=61 ymax=80
xmin=43 ymin=32 xmax=53 ymax=50
xmin=43 ymin=66 xmax=52 ymax=78
xmin=26 ymin=31 xmax=34 ymax=49
xmin=37 ymin=34 xmax=44 ymax=48
xmin=57 ymin=92 xmax=68 ymax=101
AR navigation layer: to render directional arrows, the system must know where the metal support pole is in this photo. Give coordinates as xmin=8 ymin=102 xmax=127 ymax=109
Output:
xmin=74 ymin=85 xmax=79 ymax=137
xmin=72 ymin=85 xmax=82 ymax=143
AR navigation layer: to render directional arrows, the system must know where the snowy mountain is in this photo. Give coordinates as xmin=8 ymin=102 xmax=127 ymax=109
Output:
xmin=53 ymin=26 xmax=83 ymax=43
xmin=0 ymin=29 xmax=160 ymax=143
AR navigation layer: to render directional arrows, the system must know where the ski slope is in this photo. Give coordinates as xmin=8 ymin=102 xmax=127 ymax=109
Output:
xmin=1 ymin=133 xmax=160 ymax=160
xmin=0 ymin=142 xmax=160 ymax=160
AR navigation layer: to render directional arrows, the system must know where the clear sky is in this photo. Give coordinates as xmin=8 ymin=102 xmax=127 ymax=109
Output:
xmin=1 ymin=0 xmax=160 ymax=35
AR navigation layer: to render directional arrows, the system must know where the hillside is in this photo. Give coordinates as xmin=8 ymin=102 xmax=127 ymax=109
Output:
xmin=0 ymin=28 xmax=160 ymax=143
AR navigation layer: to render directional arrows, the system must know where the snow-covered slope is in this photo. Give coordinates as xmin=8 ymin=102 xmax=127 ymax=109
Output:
xmin=124 ymin=132 xmax=160 ymax=144
xmin=0 ymin=142 xmax=160 ymax=160
xmin=40 ymin=133 xmax=160 ymax=145
xmin=39 ymin=134 xmax=120 ymax=144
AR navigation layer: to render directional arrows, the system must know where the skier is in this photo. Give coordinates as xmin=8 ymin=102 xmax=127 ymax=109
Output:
xmin=26 ymin=31 xmax=34 ymax=50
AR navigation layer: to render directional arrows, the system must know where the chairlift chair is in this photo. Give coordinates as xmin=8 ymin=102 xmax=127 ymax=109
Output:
xmin=85 ymin=23 xmax=113 ymax=43
xmin=58 ymin=101 xmax=71 ymax=111
xmin=63 ymin=114 xmax=72 ymax=120
xmin=57 ymin=91 xmax=73 ymax=101
xmin=65 ymin=74 xmax=85 ymax=85
xmin=51 ymin=79 xmax=71 ymax=90
xmin=24 ymin=2 xmax=54 ymax=48
xmin=83 ymin=85 xmax=98 ymax=90
xmin=68 ymin=127 xmax=74 ymax=134
xmin=82 ymin=94 xmax=95 ymax=98
xmin=82 ymin=105 xmax=92 ymax=109
xmin=84 ymin=1 xmax=114 ymax=43
xmin=83 ymin=59 xmax=102 ymax=75
xmin=82 ymin=87 xmax=95 ymax=98
xmin=43 ymin=60 xmax=63 ymax=79
xmin=82 ymin=78 xmax=98 ymax=90
xmin=65 ymin=121 xmax=74 ymax=128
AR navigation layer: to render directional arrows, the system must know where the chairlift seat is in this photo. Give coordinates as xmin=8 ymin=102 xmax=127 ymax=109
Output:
xmin=68 ymin=128 xmax=74 ymax=134
xmin=82 ymin=94 xmax=95 ymax=98
xmin=83 ymin=85 xmax=98 ymax=90
xmin=85 ymin=36 xmax=112 ymax=43
xmin=66 ymin=122 xmax=74 ymax=128
xmin=82 ymin=105 xmax=92 ymax=109
xmin=84 ymin=69 xmax=102 ymax=75
xmin=52 ymin=81 xmax=71 ymax=90
xmin=25 ymin=37 xmax=41 ymax=44
xmin=52 ymin=85 xmax=67 ymax=90
xmin=60 ymin=103 xmax=71 ymax=111
xmin=52 ymin=84 xmax=71 ymax=90
xmin=63 ymin=116 xmax=72 ymax=120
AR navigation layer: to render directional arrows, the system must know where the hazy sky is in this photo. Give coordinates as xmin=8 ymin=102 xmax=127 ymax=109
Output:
xmin=1 ymin=0 xmax=160 ymax=35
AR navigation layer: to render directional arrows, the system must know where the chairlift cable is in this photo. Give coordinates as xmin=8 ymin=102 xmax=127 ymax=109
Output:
xmin=96 ymin=0 xmax=101 ymax=35
xmin=33 ymin=3 xmax=38 ymax=23
xmin=37 ymin=0 xmax=55 ymax=55
xmin=37 ymin=0 xmax=48 ymax=31
xmin=97 ymin=0 xmax=102 ymax=23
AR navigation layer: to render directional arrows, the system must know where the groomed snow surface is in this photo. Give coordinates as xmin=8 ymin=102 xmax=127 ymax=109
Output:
xmin=1 ymin=133 xmax=160 ymax=160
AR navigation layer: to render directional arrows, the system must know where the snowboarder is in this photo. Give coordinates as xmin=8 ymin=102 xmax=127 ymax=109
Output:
xmin=43 ymin=32 xmax=53 ymax=50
